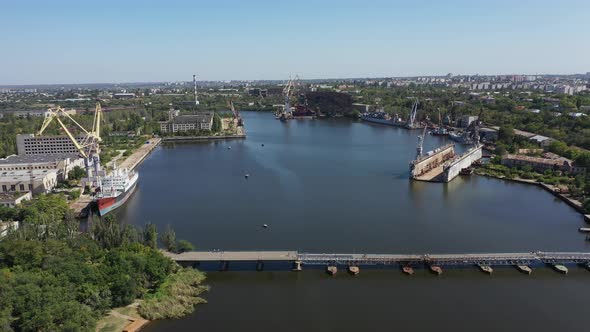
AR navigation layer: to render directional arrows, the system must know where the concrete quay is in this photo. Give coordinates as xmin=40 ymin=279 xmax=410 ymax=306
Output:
xmin=118 ymin=137 xmax=161 ymax=171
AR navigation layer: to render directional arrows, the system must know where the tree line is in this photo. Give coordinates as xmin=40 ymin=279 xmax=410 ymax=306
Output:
xmin=0 ymin=194 xmax=205 ymax=332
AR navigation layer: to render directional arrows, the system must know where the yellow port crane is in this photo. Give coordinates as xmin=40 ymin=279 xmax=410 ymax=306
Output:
xmin=37 ymin=103 xmax=103 ymax=186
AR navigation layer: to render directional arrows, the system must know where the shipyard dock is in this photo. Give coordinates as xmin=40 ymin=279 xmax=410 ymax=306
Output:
xmin=163 ymin=251 xmax=590 ymax=273
xmin=410 ymin=144 xmax=482 ymax=183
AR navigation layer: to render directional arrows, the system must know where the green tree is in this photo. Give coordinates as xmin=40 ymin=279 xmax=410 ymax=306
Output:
xmin=176 ymin=240 xmax=194 ymax=253
xmin=498 ymin=125 xmax=514 ymax=145
xmin=160 ymin=225 xmax=176 ymax=252
xmin=143 ymin=223 xmax=158 ymax=249
xmin=67 ymin=166 xmax=86 ymax=181
xmin=212 ymin=113 xmax=222 ymax=132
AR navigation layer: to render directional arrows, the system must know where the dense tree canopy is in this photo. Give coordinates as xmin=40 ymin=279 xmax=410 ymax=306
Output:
xmin=0 ymin=196 xmax=204 ymax=331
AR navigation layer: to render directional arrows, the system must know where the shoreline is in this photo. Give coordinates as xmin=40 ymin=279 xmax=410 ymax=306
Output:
xmin=475 ymin=172 xmax=589 ymax=220
xmin=118 ymin=137 xmax=162 ymax=171
xmin=69 ymin=137 xmax=162 ymax=216
xmin=161 ymin=134 xmax=246 ymax=142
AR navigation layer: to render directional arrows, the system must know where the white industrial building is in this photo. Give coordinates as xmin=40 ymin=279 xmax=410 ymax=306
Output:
xmin=0 ymin=154 xmax=84 ymax=181
xmin=0 ymin=169 xmax=59 ymax=195
xmin=159 ymin=113 xmax=214 ymax=133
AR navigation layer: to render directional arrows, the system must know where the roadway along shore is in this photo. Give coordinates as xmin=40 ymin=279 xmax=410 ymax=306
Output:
xmin=118 ymin=137 xmax=162 ymax=171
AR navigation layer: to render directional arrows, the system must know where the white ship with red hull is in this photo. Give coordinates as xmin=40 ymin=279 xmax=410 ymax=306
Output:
xmin=95 ymin=168 xmax=138 ymax=216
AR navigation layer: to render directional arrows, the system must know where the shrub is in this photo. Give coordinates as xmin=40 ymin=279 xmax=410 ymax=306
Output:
xmin=176 ymin=240 xmax=194 ymax=253
xmin=138 ymin=269 xmax=208 ymax=320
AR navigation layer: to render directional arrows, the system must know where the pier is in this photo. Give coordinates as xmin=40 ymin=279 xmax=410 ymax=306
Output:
xmin=163 ymin=251 xmax=590 ymax=272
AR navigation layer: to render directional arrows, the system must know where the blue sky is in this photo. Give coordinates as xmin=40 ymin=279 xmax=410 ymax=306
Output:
xmin=1 ymin=0 xmax=589 ymax=84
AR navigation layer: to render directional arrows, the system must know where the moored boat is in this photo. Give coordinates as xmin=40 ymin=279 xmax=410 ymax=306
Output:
xmin=516 ymin=265 xmax=532 ymax=275
xmin=429 ymin=265 xmax=443 ymax=275
xmin=459 ymin=167 xmax=474 ymax=176
xmin=326 ymin=265 xmax=337 ymax=276
xmin=402 ymin=265 xmax=414 ymax=275
xmin=348 ymin=265 xmax=359 ymax=275
xmin=552 ymin=264 xmax=568 ymax=274
xmin=95 ymin=167 xmax=138 ymax=216
xmin=477 ymin=264 xmax=493 ymax=275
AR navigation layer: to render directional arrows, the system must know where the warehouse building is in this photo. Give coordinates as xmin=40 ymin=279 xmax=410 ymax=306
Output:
xmin=159 ymin=113 xmax=214 ymax=133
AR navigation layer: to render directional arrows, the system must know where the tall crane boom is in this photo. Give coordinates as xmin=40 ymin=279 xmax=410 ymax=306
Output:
xmin=37 ymin=103 xmax=103 ymax=186
xmin=228 ymin=100 xmax=243 ymax=126
xmin=417 ymin=125 xmax=428 ymax=158
xmin=408 ymin=99 xmax=419 ymax=127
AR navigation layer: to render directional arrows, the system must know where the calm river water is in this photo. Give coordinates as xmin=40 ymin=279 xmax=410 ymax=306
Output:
xmin=119 ymin=112 xmax=590 ymax=332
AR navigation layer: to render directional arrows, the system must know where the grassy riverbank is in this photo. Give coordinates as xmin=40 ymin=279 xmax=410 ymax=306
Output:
xmin=139 ymin=269 xmax=209 ymax=320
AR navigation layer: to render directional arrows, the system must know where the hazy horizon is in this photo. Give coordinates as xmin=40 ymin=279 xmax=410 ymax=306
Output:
xmin=1 ymin=71 xmax=589 ymax=88
xmin=2 ymin=0 xmax=589 ymax=85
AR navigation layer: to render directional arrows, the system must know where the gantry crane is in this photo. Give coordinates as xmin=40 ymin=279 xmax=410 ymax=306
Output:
xmin=37 ymin=103 xmax=103 ymax=186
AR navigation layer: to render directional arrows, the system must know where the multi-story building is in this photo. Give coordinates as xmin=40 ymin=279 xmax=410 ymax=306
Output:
xmin=501 ymin=154 xmax=585 ymax=175
xmin=16 ymin=134 xmax=86 ymax=156
xmin=0 ymin=169 xmax=59 ymax=195
xmin=0 ymin=154 xmax=83 ymax=181
xmin=159 ymin=113 xmax=214 ymax=133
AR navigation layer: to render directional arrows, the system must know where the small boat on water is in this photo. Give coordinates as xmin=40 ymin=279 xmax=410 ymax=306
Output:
xmin=552 ymin=264 xmax=568 ymax=274
xmin=429 ymin=265 xmax=443 ymax=275
xmin=402 ymin=265 xmax=414 ymax=275
xmin=477 ymin=264 xmax=493 ymax=275
xmin=348 ymin=266 xmax=359 ymax=275
xmin=326 ymin=265 xmax=337 ymax=276
xmin=516 ymin=265 xmax=532 ymax=275
xmin=459 ymin=167 xmax=474 ymax=176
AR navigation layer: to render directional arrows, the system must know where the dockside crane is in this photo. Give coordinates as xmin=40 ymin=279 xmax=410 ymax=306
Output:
xmin=281 ymin=75 xmax=300 ymax=119
xmin=408 ymin=99 xmax=419 ymax=127
xmin=228 ymin=100 xmax=243 ymax=126
xmin=416 ymin=125 xmax=428 ymax=158
xmin=283 ymin=76 xmax=293 ymax=116
xmin=37 ymin=103 xmax=104 ymax=187
xmin=466 ymin=107 xmax=484 ymax=146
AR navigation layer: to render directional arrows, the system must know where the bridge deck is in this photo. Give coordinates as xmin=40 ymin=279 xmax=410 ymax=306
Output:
xmin=163 ymin=251 xmax=298 ymax=262
xmin=163 ymin=251 xmax=590 ymax=265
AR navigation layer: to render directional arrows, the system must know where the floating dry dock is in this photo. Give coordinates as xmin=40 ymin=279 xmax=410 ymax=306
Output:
xmin=410 ymin=144 xmax=482 ymax=183
xmin=163 ymin=251 xmax=590 ymax=273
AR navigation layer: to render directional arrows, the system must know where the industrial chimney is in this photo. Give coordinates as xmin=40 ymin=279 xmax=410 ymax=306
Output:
xmin=193 ymin=74 xmax=199 ymax=105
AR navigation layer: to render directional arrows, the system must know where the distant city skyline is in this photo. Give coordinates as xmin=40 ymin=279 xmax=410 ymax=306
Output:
xmin=1 ymin=0 xmax=589 ymax=85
